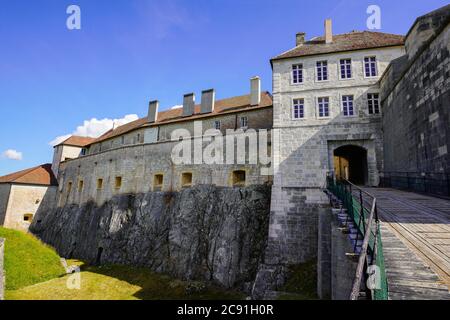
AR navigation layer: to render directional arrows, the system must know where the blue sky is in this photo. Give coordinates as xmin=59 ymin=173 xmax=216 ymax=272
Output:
xmin=0 ymin=0 xmax=448 ymax=176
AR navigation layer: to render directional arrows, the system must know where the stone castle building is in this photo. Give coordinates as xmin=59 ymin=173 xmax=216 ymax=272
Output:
xmin=0 ymin=3 xmax=448 ymax=299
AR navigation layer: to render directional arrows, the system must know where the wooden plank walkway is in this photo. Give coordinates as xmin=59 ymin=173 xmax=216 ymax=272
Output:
xmin=361 ymin=188 xmax=450 ymax=300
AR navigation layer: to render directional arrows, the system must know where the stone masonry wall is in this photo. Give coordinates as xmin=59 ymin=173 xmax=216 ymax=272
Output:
xmin=56 ymin=132 xmax=272 ymax=207
xmin=3 ymin=185 xmax=55 ymax=231
xmin=0 ymin=184 xmax=11 ymax=226
xmin=381 ymin=23 xmax=450 ymax=173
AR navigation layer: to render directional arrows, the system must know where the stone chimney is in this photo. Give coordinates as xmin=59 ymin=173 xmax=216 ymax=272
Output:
xmin=182 ymin=93 xmax=195 ymax=117
xmin=200 ymin=89 xmax=215 ymax=114
xmin=325 ymin=19 xmax=333 ymax=44
xmin=250 ymin=76 xmax=261 ymax=106
xmin=148 ymin=100 xmax=159 ymax=123
xmin=296 ymin=32 xmax=306 ymax=46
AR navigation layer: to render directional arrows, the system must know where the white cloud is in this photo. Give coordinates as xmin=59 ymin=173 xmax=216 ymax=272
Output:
xmin=171 ymin=105 xmax=182 ymax=109
xmin=2 ymin=149 xmax=23 ymax=161
xmin=49 ymin=114 xmax=139 ymax=146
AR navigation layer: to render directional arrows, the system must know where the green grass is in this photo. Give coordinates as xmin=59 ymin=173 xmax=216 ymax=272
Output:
xmin=278 ymin=260 xmax=318 ymax=300
xmin=7 ymin=260 xmax=245 ymax=300
xmin=0 ymin=227 xmax=65 ymax=290
xmin=1 ymin=227 xmax=245 ymax=300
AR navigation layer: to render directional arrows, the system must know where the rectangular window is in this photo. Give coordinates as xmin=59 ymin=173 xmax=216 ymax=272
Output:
xmin=153 ymin=174 xmax=164 ymax=191
xmin=115 ymin=177 xmax=122 ymax=189
xmin=342 ymin=95 xmax=354 ymax=116
xmin=78 ymin=180 xmax=84 ymax=192
xmin=214 ymin=120 xmax=221 ymax=130
xmin=364 ymin=56 xmax=377 ymax=77
xmin=97 ymin=178 xmax=103 ymax=190
xmin=181 ymin=172 xmax=193 ymax=188
xmin=292 ymin=99 xmax=305 ymax=119
xmin=240 ymin=116 xmax=248 ymax=128
xmin=232 ymin=170 xmax=246 ymax=187
xmin=317 ymin=97 xmax=330 ymax=118
xmin=292 ymin=64 xmax=303 ymax=84
xmin=316 ymin=61 xmax=328 ymax=81
xmin=367 ymin=93 xmax=380 ymax=114
xmin=340 ymin=59 xmax=352 ymax=79
xmin=67 ymin=182 xmax=72 ymax=193
xmin=80 ymin=148 xmax=87 ymax=156
xmin=121 ymin=136 xmax=125 ymax=145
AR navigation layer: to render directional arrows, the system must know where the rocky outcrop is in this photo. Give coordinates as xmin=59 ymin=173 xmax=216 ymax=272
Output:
xmin=30 ymin=185 xmax=271 ymax=290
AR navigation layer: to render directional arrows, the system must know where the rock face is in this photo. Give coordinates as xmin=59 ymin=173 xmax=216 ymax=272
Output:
xmin=30 ymin=185 xmax=271 ymax=289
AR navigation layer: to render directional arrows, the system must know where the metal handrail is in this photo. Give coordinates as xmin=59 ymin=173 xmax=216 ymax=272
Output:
xmin=326 ymin=174 xmax=388 ymax=300
xmin=350 ymin=199 xmax=377 ymax=300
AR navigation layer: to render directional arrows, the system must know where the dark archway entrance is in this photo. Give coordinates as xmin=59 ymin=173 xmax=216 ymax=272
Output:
xmin=333 ymin=145 xmax=368 ymax=185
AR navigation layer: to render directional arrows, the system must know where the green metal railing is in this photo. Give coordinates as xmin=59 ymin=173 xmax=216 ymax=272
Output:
xmin=326 ymin=175 xmax=388 ymax=300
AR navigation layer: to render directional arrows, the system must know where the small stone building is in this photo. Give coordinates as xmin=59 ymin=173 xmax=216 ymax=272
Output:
xmin=0 ymin=164 xmax=58 ymax=231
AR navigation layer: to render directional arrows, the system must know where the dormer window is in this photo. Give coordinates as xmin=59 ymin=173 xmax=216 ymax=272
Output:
xmin=292 ymin=64 xmax=303 ymax=84
xmin=316 ymin=61 xmax=328 ymax=81
xmin=340 ymin=59 xmax=352 ymax=79
xmin=364 ymin=56 xmax=377 ymax=77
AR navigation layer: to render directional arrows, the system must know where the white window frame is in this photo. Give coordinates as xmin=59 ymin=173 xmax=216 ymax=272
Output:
xmin=339 ymin=58 xmax=352 ymax=80
xmin=341 ymin=95 xmax=355 ymax=117
xmin=367 ymin=93 xmax=381 ymax=115
xmin=240 ymin=116 xmax=248 ymax=128
xmin=291 ymin=64 xmax=304 ymax=85
xmin=317 ymin=97 xmax=330 ymax=118
xmin=292 ymin=98 xmax=305 ymax=120
xmin=363 ymin=56 xmax=378 ymax=78
xmin=214 ymin=120 xmax=221 ymax=130
xmin=316 ymin=60 xmax=329 ymax=82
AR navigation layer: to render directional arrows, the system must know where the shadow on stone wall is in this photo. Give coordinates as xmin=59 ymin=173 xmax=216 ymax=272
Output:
xmin=30 ymin=184 xmax=271 ymax=291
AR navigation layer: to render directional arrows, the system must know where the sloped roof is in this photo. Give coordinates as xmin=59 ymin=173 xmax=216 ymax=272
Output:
xmin=272 ymin=31 xmax=405 ymax=61
xmin=0 ymin=164 xmax=58 ymax=186
xmin=89 ymin=91 xmax=273 ymax=145
xmin=56 ymin=136 xmax=96 ymax=147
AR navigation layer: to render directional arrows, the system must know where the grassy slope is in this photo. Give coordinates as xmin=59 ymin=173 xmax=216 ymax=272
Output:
xmin=278 ymin=260 xmax=318 ymax=300
xmin=0 ymin=227 xmax=65 ymax=290
xmin=7 ymin=261 xmax=245 ymax=300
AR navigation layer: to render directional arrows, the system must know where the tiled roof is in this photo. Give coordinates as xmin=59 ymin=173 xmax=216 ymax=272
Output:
xmin=89 ymin=91 xmax=273 ymax=145
xmin=0 ymin=164 xmax=58 ymax=186
xmin=272 ymin=31 xmax=405 ymax=61
xmin=56 ymin=136 xmax=96 ymax=147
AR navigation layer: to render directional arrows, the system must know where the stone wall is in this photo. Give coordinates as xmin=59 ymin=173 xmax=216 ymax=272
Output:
xmin=381 ymin=17 xmax=450 ymax=173
xmin=0 ymin=184 xmax=11 ymax=226
xmin=2 ymin=184 xmax=56 ymax=231
xmin=0 ymin=238 xmax=4 ymax=301
xmin=56 ymin=132 xmax=272 ymax=207
xmin=31 ymin=185 xmax=271 ymax=290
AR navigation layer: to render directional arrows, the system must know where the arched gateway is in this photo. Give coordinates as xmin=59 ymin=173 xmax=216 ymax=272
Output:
xmin=333 ymin=145 xmax=368 ymax=185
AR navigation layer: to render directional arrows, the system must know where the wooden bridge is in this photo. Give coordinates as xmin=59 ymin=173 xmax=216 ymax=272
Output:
xmin=361 ymin=188 xmax=450 ymax=300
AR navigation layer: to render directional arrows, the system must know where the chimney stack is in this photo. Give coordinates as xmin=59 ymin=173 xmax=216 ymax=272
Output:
xmin=250 ymin=76 xmax=261 ymax=106
xmin=325 ymin=19 xmax=333 ymax=44
xmin=200 ymin=89 xmax=215 ymax=114
xmin=182 ymin=93 xmax=195 ymax=117
xmin=296 ymin=32 xmax=306 ymax=46
xmin=148 ymin=100 xmax=159 ymax=123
